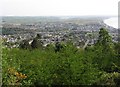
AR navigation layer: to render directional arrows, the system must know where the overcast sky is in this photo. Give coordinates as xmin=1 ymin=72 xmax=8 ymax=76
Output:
xmin=0 ymin=0 xmax=119 ymax=16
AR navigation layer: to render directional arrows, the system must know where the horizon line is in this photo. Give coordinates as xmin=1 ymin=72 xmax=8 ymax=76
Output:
xmin=1 ymin=15 xmax=117 ymax=17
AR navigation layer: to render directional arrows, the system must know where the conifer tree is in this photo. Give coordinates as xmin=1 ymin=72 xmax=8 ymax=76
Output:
xmin=31 ymin=34 xmax=43 ymax=49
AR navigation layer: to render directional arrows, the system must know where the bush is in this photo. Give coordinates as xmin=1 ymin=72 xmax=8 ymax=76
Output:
xmin=2 ymin=43 xmax=103 ymax=86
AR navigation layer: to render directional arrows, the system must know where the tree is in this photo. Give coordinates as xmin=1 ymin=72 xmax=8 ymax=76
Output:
xmin=97 ymin=28 xmax=113 ymax=48
xmin=36 ymin=34 xmax=42 ymax=39
xmin=54 ymin=42 xmax=63 ymax=52
xmin=31 ymin=34 xmax=43 ymax=49
xmin=95 ymin=28 xmax=114 ymax=52
xmin=94 ymin=28 xmax=115 ymax=72
xmin=19 ymin=40 xmax=31 ymax=49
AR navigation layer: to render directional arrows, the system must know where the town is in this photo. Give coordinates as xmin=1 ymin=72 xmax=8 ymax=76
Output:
xmin=1 ymin=16 xmax=118 ymax=48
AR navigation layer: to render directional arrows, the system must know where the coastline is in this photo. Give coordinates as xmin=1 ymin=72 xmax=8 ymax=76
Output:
xmin=104 ymin=17 xmax=118 ymax=29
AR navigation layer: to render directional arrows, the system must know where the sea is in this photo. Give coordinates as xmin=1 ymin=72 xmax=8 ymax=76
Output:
xmin=104 ymin=17 xmax=118 ymax=29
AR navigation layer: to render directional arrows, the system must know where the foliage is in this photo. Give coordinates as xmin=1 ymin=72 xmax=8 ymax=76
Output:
xmin=31 ymin=34 xmax=43 ymax=49
xmin=2 ymin=45 xmax=102 ymax=86
xmin=93 ymin=28 xmax=116 ymax=72
xmin=93 ymin=72 xmax=120 ymax=86
xmin=19 ymin=40 xmax=31 ymax=49
xmin=2 ymin=28 xmax=120 ymax=86
xmin=96 ymin=28 xmax=114 ymax=52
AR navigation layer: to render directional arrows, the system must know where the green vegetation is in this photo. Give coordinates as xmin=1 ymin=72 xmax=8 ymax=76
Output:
xmin=2 ymin=28 xmax=120 ymax=86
